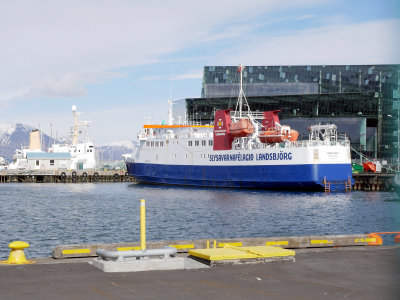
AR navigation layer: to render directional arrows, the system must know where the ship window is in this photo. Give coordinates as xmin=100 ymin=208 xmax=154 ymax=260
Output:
xmin=155 ymin=141 xmax=159 ymax=147
xmin=174 ymin=154 xmax=176 ymax=158
xmin=151 ymin=142 xmax=154 ymax=147
xmin=36 ymin=160 xmax=39 ymax=166
xmin=50 ymin=160 xmax=54 ymax=166
xmin=160 ymin=142 xmax=163 ymax=147
xmin=202 ymin=140 xmax=206 ymax=146
xmin=195 ymin=141 xmax=199 ymax=146
xmin=188 ymin=141 xmax=193 ymax=146
xmin=146 ymin=142 xmax=149 ymax=147
xmin=208 ymin=140 xmax=213 ymax=146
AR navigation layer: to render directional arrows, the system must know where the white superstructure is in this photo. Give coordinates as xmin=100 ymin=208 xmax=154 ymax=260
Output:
xmin=8 ymin=106 xmax=96 ymax=170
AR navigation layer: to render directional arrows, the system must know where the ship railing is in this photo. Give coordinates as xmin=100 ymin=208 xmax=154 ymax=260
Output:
xmin=288 ymin=139 xmax=350 ymax=148
xmin=230 ymin=111 xmax=264 ymax=120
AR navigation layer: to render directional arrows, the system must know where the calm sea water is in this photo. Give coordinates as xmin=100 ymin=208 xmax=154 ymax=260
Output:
xmin=0 ymin=182 xmax=399 ymax=259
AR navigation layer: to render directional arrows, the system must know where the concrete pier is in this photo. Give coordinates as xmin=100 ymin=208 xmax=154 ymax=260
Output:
xmin=352 ymin=172 xmax=396 ymax=191
xmin=0 ymin=246 xmax=398 ymax=300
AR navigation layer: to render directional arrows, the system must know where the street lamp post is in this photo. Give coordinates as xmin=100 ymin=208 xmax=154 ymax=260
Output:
xmin=388 ymin=112 xmax=400 ymax=171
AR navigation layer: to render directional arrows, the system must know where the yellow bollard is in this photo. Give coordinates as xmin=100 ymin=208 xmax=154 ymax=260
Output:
xmin=213 ymin=240 xmax=217 ymax=249
xmin=0 ymin=241 xmax=35 ymax=265
xmin=206 ymin=240 xmax=210 ymax=249
xmin=140 ymin=199 xmax=146 ymax=250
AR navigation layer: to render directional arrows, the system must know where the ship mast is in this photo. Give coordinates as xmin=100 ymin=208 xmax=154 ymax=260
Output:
xmin=72 ymin=105 xmax=79 ymax=145
xmin=235 ymin=64 xmax=251 ymax=120
xmin=238 ymin=64 xmax=244 ymax=118
xmin=71 ymin=105 xmax=92 ymax=146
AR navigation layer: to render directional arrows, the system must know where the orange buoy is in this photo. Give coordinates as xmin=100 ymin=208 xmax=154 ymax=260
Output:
xmin=395 ymin=234 xmax=400 ymax=243
xmin=367 ymin=233 xmax=383 ymax=246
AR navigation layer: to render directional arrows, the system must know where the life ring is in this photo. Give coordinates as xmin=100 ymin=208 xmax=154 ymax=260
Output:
xmin=60 ymin=172 xmax=67 ymax=182
xmin=113 ymin=173 xmax=119 ymax=182
xmin=82 ymin=172 xmax=88 ymax=182
xmin=71 ymin=171 xmax=77 ymax=182
xmin=93 ymin=172 xmax=99 ymax=182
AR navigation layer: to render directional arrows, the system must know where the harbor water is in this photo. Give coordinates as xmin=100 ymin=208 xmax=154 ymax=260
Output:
xmin=0 ymin=183 xmax=399 ymax=259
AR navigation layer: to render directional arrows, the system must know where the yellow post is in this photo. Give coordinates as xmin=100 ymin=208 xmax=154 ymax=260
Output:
xmin=140 ymin=199 xmax=146 ymax=250
xmin=213 ymin=240 xmax=217 ymax=248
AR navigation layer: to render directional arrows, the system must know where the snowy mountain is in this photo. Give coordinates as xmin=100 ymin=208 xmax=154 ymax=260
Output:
xmin=0 ymin=121 xmax=137 ymax=163
xmin=0 ymin=122 xmax=58 ymax=162
xmin=97 ymin=140 xmax=137 ymax=162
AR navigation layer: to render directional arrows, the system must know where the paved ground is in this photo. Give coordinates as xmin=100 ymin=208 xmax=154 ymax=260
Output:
xmin=0 ymin=246 xmax=399 ymax=300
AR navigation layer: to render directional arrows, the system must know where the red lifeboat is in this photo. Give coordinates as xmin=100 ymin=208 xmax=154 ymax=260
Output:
xmin=259 ymin=126 xmax=299 ymax=144
xmin=229 ymin=118 xmax=255 ymax=137
xmin=259 ymin=110 xmax=299 ymax=144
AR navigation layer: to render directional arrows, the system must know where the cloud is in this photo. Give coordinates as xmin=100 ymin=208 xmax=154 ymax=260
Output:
xmin=0 ymin=0 xmax=327 ymax=103
xmin=295 ymin=14 xmax=317 ymax=21
xmin=141 ymin=69 xmax=203 ymax=81
xmin=172 ymin=70 xmax=203 ymax=80
xmin=219 ymin=18 xmax=400 ymax=65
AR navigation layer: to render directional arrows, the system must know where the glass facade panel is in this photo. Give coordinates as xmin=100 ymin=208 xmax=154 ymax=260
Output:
xmin=188 ymin=64 xmax=400 ymax=164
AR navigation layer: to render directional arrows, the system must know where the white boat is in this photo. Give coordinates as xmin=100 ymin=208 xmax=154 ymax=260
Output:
xmin=0 ymin=156 xmax=6 ymax=170
xmin=125 ymin=65 xmax=354 ymax=191
xmin=8 ymin=105 xmax=96 ymax=171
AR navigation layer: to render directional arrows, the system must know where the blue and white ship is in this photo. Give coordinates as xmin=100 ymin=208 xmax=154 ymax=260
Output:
xmin=125 ymin=65 xmax=354 ymax=191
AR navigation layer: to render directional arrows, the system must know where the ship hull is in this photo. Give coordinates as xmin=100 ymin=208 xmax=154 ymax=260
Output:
xmin=126 ymin=162 xmax=353 ymax=191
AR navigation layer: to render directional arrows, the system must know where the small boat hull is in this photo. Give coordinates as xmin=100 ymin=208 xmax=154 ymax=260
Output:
xmin=363 ymin=162 xmax=376 ymax=172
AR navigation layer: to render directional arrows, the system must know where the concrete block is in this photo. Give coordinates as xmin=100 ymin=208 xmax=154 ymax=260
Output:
xmin=184 ymin=257 xmax=210 ymax=269
xmin=54 ymin=234 xmax=378 ymax=259
xmin=90 ymin=257 xmax=185 ymax=273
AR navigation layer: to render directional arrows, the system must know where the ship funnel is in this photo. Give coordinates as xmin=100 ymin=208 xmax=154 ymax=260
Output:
xmin=29 ymin=130 xmax=41 ymax=150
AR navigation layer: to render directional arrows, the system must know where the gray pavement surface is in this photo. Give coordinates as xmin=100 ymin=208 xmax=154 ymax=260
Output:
xmin=0 ymin=246 xmax=399 ymax=300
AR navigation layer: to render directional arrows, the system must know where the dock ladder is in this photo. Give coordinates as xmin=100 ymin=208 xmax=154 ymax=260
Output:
xmin=345 ymin=178 xmax=352 ymax=191
xmin=323 ymin=176 xmax=331 ymax=192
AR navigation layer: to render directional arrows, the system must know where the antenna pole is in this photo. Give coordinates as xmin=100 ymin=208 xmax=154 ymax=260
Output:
xmin=168 ymin=99 xmax=173 ymax=125
xmin=239 ymin=64 xmax=243 ymax=118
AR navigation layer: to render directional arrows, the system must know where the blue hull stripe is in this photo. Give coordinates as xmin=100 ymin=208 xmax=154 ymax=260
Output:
xmin=126 ymin=162 xmax=354 ymax=191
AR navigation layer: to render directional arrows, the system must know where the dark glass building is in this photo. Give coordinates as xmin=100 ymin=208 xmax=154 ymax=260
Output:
xmin=183 ymin=65 xmax=400 ymax=166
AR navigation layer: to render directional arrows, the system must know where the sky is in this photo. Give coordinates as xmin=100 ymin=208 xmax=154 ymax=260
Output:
xmin=0 ymin=0 xmax=399 ymax=145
